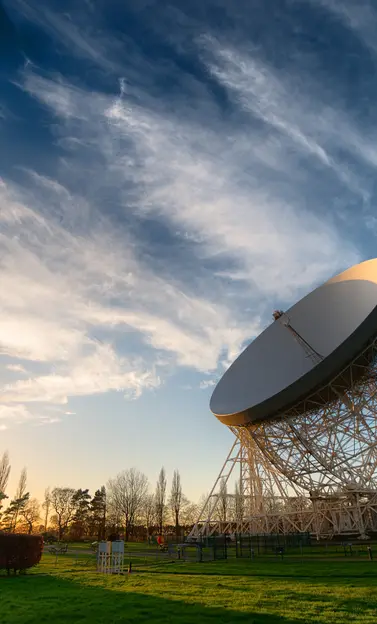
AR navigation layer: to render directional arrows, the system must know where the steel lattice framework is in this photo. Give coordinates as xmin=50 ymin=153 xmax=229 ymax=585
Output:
xmin=189 ymin=337 xmax=377 ymax=540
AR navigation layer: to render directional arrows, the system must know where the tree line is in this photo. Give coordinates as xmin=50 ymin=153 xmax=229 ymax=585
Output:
xmin=0 ymin=452 xmax=201 ymax=540
xmin=0 ymin=451 xmax=253 ymax=540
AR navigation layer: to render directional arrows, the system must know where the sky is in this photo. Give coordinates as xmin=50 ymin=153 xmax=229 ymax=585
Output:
xmin=0 ymin=0 xmax=376 ymax=504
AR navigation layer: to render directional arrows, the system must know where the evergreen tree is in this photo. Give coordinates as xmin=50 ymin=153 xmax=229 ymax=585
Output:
xmin=2 ymin=492 xmax=30 ymax=532
xmin=70 ymin=489 xmax=91 ymax=539
xmin=90 ymin=487 xmax=106 ymax=540
xmin=3 ymin=468 xmax=29 ymax=532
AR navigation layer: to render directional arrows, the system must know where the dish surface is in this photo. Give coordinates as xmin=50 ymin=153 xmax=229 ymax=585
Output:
xmin=210 ymin=258 xmax=377 ymax=425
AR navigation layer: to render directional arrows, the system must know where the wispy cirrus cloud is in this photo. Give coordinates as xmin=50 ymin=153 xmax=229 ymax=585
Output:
xmin=1 ymin=170 xmax=249 ymax=369
xmin=0 ymin=163 xmax=252 ymax=418
xmin=4 ymin=0 xmax=119 ymax=72
xmin=314 ymin=0 xmax=377 ymax=57
xmin=201 ymin=38 xmax=357 ymax=189
xmin=21 ymin=66 xmax=359 ymax=292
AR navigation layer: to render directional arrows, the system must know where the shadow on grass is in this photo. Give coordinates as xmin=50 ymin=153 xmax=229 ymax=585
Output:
xmin=134 ymin=560 xmax=377 ymax=584
xmin=0 ymin=570 xmax=321 ymax=624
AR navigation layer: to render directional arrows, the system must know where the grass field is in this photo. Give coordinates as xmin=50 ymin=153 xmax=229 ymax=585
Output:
xmin=1 ymin=545 xmax=377 ymax=623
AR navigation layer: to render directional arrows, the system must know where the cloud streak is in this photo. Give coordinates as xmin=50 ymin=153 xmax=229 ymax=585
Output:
xmin=315 ymin=0 xmax=377 ymax=57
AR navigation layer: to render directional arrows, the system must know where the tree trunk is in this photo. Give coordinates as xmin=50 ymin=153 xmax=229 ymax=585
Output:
xmin=175 ymin=510 xmax=179 ymax=539
xmin=101 ymin=506 xmax=106 ymax=541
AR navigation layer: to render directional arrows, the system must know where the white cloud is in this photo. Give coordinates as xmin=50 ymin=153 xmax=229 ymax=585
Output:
xmin=6 ymin=364 xmax=27 ymax=373
xmin=1 ymin=174 xmax=249 ymax=374
xmin=0 ymin=404 xmax=35 ymax=424
xmin=34 ymin=416 xmax=62 ymax=427
xmin=0 ymin=160 xmax=251 ymax=414
xmin=1 ymin=343 xmax=160 ymax=404
xmin=199 ymin=379 xmax=216 ymax=390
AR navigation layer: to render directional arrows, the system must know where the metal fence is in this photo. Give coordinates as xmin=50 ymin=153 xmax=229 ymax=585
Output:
xmin=235 ymin=532 xmax=311 ymax=558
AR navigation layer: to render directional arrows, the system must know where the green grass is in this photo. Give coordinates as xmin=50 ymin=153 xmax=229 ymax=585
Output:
xmin=2 ymin=548 xmax=377 ymax=623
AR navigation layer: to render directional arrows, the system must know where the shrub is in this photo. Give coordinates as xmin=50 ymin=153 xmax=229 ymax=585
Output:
xmin=0 ymin=533 xmax=43 ymax=575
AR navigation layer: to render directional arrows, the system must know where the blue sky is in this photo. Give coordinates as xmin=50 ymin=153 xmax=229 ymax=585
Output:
xmin=0 ymin=0 xmax=376 ymax=502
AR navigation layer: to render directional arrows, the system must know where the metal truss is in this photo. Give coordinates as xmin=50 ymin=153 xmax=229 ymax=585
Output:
xmin=189 ymin=338 xmax=377 ymax=540
xmin=249 ymin=337 xmax=377 ymax=495
xmin=188 ymin=429 xmax=309 ymax=538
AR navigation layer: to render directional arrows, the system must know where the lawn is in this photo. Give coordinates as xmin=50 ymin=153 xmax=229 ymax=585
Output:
xmin=1 ymin=547 xmax=377 ymax=623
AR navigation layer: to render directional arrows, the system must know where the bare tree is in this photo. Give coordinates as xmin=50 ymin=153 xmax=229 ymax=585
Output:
xmin=217 ymin=479 xmax=228 ymax=524
xmin=197 ymin=492 xmax=209 ymax=511
xmin=155 ymin=467 xmax=167 ymax=534
xmin=0 ymin=451 xmax=11 ymax=498
xmin=169 ymin=469 xmax=187 ymax=538
xmin=21 ymin=498 xmax=41 ymax=534
xmin=180 ymin=502 xmax=198 ymax=527
xmin=234 ymin=480 xmax=244 ymax=525
xmin=107 ymin=468 xmax=148 ymax=541
xmin=16 ymin=467 xmax=27 ymax=500
xmin=106 ymin=500 xmax=122 ymax=534
xmin=42 ymin=487 xmax=51 ymax=531
xmin=142 ymin=493 xmax=155 ymax=536
xmin=50 ymin=487 xmax=76 ymax=540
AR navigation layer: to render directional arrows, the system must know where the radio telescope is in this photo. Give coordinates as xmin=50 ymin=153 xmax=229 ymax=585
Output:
xmin=190 ymin=258 xmax=377 ymax=539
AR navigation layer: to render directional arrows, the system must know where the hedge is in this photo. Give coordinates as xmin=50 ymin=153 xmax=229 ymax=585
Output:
xmin=0 ymin=533 xmax=43 ymax=574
